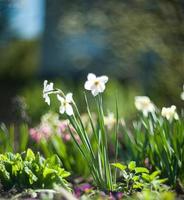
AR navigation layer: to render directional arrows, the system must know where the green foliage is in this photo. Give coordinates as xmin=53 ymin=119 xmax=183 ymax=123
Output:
xmin=112 ymin=161 xmax=168 ymax=195
xmin=123 ymin=113 xmax=184 ymax=187
xmin=67 ymin=94 xmax=115 ymax=191
xmin=0 ymin=123 xmax=29 ymax=153
xmin=0 ymin=149 xmax=70 ymax=191
xmin=29 ymin=111 xmax=89 ymax=176
xmin=0 ymin=40 xmax=39 ymax=80
xmin=125 ymin=190 xmax=175 ymax=200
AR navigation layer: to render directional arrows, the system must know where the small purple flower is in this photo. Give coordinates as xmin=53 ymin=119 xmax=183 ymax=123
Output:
xmin=74 ymin=183 xmax=92 ymax=198
xmin=109 ymin=191 xmax=123 ymax=200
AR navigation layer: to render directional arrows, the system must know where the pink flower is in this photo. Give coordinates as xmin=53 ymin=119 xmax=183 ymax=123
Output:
xmin=58 ymin=121 xmax=68 ymax=133
xmin=29 ymin=124 xmax=52 ymax=143
xmin=29 ymin=128 xmax=42 ymax=143
xmin=63 ymin=134 xmax=71 ymax=142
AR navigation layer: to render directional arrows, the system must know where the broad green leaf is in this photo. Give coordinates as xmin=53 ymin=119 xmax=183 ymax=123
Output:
xmin=156 ymin=178 xmax=168 ymax=184
xmin=58 ymin=168 xmax=70 ymax=178
xmin=132 ymin=175 xmax=139 ymax=181
xmin=150 ymin=170 xmax=161 ymax=180
xmin=142 ymin=173 xmax=151 ymax=182
xmin=26 ymin=149 xmax=35 ymax=161
xmin=133 ymin=182 xmax=144 ymax=189
xmin=47 ymin=154 xmax=62 ymax=166
xmin=111 ymin=163 xmax=127 ymax=171
xmin=24 ymin=166 xmax=38 ymax=184
xmin=12 ymin=163 xmax=22 ymax=176
xmin=35 ymin=152 xmax=45 ymax=167
xmin=135 ymin=167 xmax=149 ymax=174
xmin=0 ymin=163 xmax=10 ymax=180
xmin=128 ymin=161 xmax=136 ymax=171
xmin=43 ymin=167 xmax=57 ymax=178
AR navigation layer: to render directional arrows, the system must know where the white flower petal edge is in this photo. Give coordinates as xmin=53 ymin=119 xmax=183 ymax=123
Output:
xmin=98 ymin=76 xmax=108 ymax=84
xmin=65 ymin=104 xmax=74 ymax=116
xmin=43 ymin=80 xmax=54 ymax=105
xmin=181 ymin=84 xmax=184 ymax=100
xmin=44 ymin=94 xmax=50 ymax=105
xmin=134 ymin=96 xmax=155 ymax=117
xmin=57 ymin=93 xmax=74 ymax=116
xmin=181 ymin=92 xmax=184 ymax=100
xmin=84 ymin=73 xmax=109 ymax=96
xmin=87 ymin=73 xmax=96 ymax=81
xmin=57 ymin=94 xmax=64 ymax=103
xmin=65 ymin=93 xmax=73 ymax=103
xmin=59 ymin=105 xmax=65 ymax=114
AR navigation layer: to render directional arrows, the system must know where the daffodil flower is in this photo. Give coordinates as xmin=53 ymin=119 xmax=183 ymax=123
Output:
xmin=43 ymin=80 xmax=54 ymax=105
xmin=161 ymin=105 xmax=179 ymax=121
xmin=57 ymin=93 xmax=74 ymax=116
xmin=181 ymin=85 xmax=184 ymax=100
xmin=84 ymin=73 xmax=108 ymax=96
xmin=135 ymin=96 xmax=155 ymax=117
xmin=104 ymin=112 xmax=116 ymax=130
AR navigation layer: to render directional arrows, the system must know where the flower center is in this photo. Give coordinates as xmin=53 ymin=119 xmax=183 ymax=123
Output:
xmin=94 ymin=80 xmax=99 ymax=86
xmin=142 ymin=101 xmax=150 ymax=107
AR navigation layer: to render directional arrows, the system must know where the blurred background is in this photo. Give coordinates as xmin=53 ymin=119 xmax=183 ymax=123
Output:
xmin=0 ymin=0 xmax=183 ymax=124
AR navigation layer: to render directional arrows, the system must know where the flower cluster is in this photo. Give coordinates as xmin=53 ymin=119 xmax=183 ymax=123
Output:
xmin=58 ymin=120 xmax=80 ymax=142
xmin=29 ymin=124 xmax=51 ymax=143
xmin=29 ymin=112 xmax=59 ymax=142
xmin=44 ymin=75 xmax=181 ymax=123
xmin=134 ymin=96 xmax=179 ymax=122
xmin=161 ymin=105 xmax=179 ymax=122
xmin=43 ymin=73 xmax=109 ymax=116
xmin=29 ymin=112 xmax=78 ymax=143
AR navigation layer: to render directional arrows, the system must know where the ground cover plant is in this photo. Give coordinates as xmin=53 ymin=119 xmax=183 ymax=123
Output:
xmin=0 ymin=149 xmax=70 ymax=191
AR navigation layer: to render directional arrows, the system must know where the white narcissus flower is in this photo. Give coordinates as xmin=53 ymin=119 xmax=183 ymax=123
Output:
xmin=161 ymin=105 xmax=179 ymax=121
xmin=135 ymin=96 xmax=155 ymax=117
xmin=57 ymin=93 xmax=74 ymax=116
xmin=84 ymin=73 xmax=108 ymax=96
xmin=104 ymin=113 xmax=116 ymax=130
xmin=43 ymin=80 xmax=54 ymax=105
xmin=181 ymin=85 xmax=184 ymax=100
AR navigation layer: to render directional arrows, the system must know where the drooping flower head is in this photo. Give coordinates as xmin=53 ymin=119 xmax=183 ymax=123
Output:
xmin=57 ymin=93 xmax=74 ymax=116
xmin=181 ymin=84 xmax=184 ymax=100
xmin=43 ymin=80 xmax=54 ymax=105
xmin=135 ymin=96 xmax=155 ymax=117
xmin=161 ymin=105 xmax=179 ymax=121
xmin=84 ymin=73 xmax=108 ymax=96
